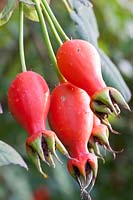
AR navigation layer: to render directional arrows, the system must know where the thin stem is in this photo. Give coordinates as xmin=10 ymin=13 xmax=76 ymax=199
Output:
xmin=62 ymin=0 xmax=72 ymax=13
xmin=41 ymin=2 xmax=63 ymax=46
xmin=41 ymin=0 xmax=69 ymax=41
xmin=19 ymin=2 xmax=27 ymax=72
xmin=33 ymin=0 xmax=65 ymax=82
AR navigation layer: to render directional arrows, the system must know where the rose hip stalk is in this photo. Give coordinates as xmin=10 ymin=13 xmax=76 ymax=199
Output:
xmin=48 ymin=82 xmax=98 ymax=199
xmin=88 ymin=115 xmax=117 ymax=159
xmin=56 ymin=39 xmax=130 ymax=129
xmin=8 ymin=71 xmax=69 ymax=178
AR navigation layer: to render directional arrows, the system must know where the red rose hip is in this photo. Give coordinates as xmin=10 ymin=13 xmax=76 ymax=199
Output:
xmin=8 ymin=71 xmax=69 ymax=177
xmin=48 ymin=82 xmax=98 ymax=199
xmin=56 ymin=39 xmax=130 ymax=128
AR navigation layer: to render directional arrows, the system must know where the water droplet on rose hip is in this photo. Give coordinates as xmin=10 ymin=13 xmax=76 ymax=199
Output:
xmin=61 ymin=96 xmax=66 ymax=102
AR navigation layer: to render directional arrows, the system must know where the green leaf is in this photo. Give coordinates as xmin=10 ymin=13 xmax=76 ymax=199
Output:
xmin=23 ymin=3 xmax=39 ymax=22
xmin=2 ymin=167 xmax=33 ymax=200
xmin=76 ymin=0 xmax=93 ymax=7
xmin=66 ymin=0 xmax=131 ymax=102
xmin=100 ymin=50 xmax=131 ymax=102
xmin=0 ymin=0 xmax=16 ymax=26
xmin=0 ymin=140 xmax=28 ymax=169
xmin=69 ymin=0 xmax=99 ymax=47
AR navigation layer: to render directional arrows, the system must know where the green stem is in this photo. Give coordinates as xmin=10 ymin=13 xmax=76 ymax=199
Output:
xmin=41 ymin=2 xmax=63 ymax=46
xmin=41 ymin=0 xmax=69 ymax=41
xmin=19 ymin=2 xmax=27 ymax=72
xmin=62 ymin=0 xmax=72 ymax=13
xmin=33 ymin=0 xmax=65 ymax=82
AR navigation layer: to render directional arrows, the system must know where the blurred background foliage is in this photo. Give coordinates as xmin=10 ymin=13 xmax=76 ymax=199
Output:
xmin=0 ymin=0 xmax=133 ymax=200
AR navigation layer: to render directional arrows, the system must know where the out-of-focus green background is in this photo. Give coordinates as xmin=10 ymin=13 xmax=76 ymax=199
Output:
xmin=0 ymin=0 xmax=133 ymax=200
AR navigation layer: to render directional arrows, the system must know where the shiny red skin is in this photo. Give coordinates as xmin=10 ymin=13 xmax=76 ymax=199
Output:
xmin=8 ymin=71 xmax=50 ymax=136
xmin=48 ymin=82 xmax=93 ymax=158
xmin=56 ymin=39 xmax=106 ymax=97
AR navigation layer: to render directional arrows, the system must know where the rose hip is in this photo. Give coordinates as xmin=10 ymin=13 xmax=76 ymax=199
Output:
xmin=48 ymin=82 xmax=98 ymax=199
xmin=56 ymin=39 xmax=130 ymax=129
xmin=8 ymin=71 xmax=69 ymax=177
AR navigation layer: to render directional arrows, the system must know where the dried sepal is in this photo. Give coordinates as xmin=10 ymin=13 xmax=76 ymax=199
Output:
xmin=26 ymin=131 xmax=70 ymax=177
xmin=67 ymin=153 xmax=98 ymax=200
xmin=90 ymin=87 xmax=130 ymax=125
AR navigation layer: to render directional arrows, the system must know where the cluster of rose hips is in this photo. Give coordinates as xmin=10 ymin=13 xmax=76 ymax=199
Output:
xmin=8 ymin=39 xmax=130 ymax=200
